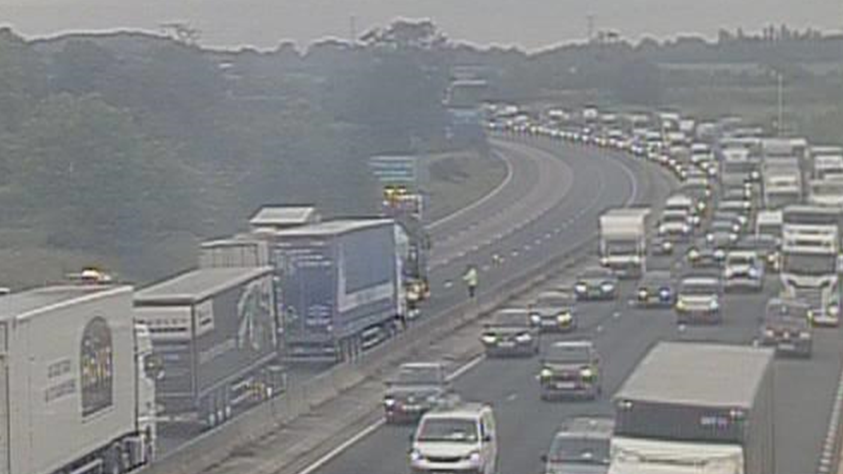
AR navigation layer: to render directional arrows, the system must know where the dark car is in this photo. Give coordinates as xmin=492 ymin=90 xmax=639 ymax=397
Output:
xmin=675 ymin=275 xmax=723 ymax=325
xmin=383 ymin=362 xmax=450 ymax=423
xmin=542 ymin=417 xmax=613 ymax=474
xmin=686 ymin=238 xmax=726 ymax=268
xmin=650 ymin=234 xmax=674 ymax=255
xmin=760 ymin=298 xmax=813 ymax=358
xmin=736 ymin=235 xmax=781 ymax=271
xmin=538 ymin=341 xmax=602 ymax=400
xmin=529 ymin=290 xmax=578 ymax=333
xmin=636 ymin=270 xmax=675 ymax=308
xmin=574 ymin=267 xmax=619 ymax=301
xmin=481 ymin=309 xmax=540 ymax=357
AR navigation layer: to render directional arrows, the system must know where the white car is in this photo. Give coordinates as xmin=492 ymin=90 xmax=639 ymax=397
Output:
xmin=410 ymin=403 xmax=498 ymax=474
xmin=724 ymin=251 xmax=764 ymax=292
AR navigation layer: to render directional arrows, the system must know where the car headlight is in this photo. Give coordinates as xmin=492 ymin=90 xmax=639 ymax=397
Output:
xmin=829 ymin=305 xmax=840 ymax=316
xmin=410 ymin=450 xmax=423 ymax=462
xmin=676 ymin=299 xmax=687 ymax=310
xmin=749 ymin=267 xmax=760 ymax=278
xmin=715 ymin=249 xmax=726 ymax=259
xmin=530 ymin=314 xmax=541 ymax=325
xmin=580 ymin=367 xmax=595 ymax=379
xmin=557 ymin=313 xmax=572 ymax=323
xmin=481 ymin=334 xmax=498 ymax=344
xmin=725 ymin=268 xmax=734 ymax=278
xmin=631 ymin=255 xmax=641 ymax=264
xmin=732 ymin=224 xmax=741 ymax=233
xmin=384 ymin=397 xmax=396 ymax=407
xmin=601 ymin=282 xmax=615 ymax=293
xmin=540 ymin=367 xmax=553 ymax=379
xmin=688 ymin=249 xmax=700 ymax=260
xmin=706 ymin=234 xmax=714 ymax=242
xmin=764 ymin=328 xmax=775 ymax=338
xmin=515 ymin=332 xmax=533 ymax=343
xmin=698 ymin=202 xmax=707 ymax=212
xmin=575 ymin=283 xmax=587 ymax=293
xmin=600 ymin=256 xmax=609 ymax=266
xmin=467 ymin=451 xmax=482 ymax=464
xmin=799 ymin=331 xmax=811 ymax=340
xmin=663 ymin=241 xmax=673 ymax=250
xmin=683 ymin=224 xmax=692 ymax=233
xmin=638 ymin=289 xmax=648 ymax=300
xmin=659 ymin=288 xmax=671 ymax=300
xmin=729 ymin=234 xmax=738 ymax=242
xmin=658 ymin=225 xmax=667 ymax=235
xmin=709 ymin=299 xmax=720 ymax=310
xmin=426 ymin=394 xmax=439 ymax=404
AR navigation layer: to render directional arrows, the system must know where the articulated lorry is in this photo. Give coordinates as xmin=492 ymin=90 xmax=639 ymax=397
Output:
xmin=599 ymin=207 xmax=651 ymax=278
xmin=781 ymin=206 xmax=843 ymax=326
xmin=610 ymin=342 xmax=775 ymax=474
xmin=272 ymin=219 xmax=403 ymax=362
xmin=0 ymin=284 xmax=157 ymax=474
xmin=135 ymin=266 xmax=284 ymax=428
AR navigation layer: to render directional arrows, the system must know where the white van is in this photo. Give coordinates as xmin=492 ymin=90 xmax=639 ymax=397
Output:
xmin=410 ymin=402 xmax=498 ymax=474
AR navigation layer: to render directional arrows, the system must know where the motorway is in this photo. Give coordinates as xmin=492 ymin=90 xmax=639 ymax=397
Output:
xmin=301 ymin=136 xmax=843 ymax=474
xmin=156 ymin=133 xmax=634 ymax=455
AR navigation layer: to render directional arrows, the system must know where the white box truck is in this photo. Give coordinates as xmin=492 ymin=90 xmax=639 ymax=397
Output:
xmin=0 ymin=284 xmax=156 ymax=474
xmin=599 ymin=207 xmax=651 ymax=278
xmin=610 ymin=342 xmax=774 ymax=474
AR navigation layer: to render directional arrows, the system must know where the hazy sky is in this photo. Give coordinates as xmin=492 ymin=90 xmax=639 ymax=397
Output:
xmin=1 ymin=0 xmax=841 ymax=50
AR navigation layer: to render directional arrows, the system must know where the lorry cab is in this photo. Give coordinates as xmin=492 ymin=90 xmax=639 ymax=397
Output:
xmin=410 ymin=403 xmax=497 ymax=474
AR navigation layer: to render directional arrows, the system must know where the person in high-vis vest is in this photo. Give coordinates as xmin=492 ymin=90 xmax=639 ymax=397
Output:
xmin=463 ymin=265 xmax=479 ymax=299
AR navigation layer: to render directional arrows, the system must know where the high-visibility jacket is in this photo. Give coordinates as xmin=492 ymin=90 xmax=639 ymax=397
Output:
xmin=463 ymin=268 xmax=478 ymax=287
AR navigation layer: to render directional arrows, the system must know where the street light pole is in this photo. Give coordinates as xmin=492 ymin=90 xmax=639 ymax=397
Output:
xmin=777 ymin=72 xmax=784 ymax=137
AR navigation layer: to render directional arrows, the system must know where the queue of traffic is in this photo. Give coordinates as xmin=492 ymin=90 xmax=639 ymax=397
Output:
xmin=395 ymin=104 xmax=842 ymax=474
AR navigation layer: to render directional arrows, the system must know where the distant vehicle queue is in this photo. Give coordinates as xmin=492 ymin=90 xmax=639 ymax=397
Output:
xmin=399 ymin=103 xmax=840 ymax=474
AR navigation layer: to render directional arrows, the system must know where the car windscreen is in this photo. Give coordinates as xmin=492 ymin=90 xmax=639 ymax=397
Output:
xmin=417 ymin=418 xmax=479 ymax=443
xmin=727 ymin=254 xmax=755 ymax=265
xmin=680 ymin=280 xmax=718 ymax=294
xmin=536 ymin=294 xmax=574 ymax=307
xmin=549 ymin=436 xmax=610 ymax=465
xmin=545 ymin=345 xmax=591 ymax=363
xmin=782 ymin=254 xmax=836 ymax=276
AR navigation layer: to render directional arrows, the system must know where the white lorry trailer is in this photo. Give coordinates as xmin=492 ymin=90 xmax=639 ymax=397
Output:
xmin=0 ymin=284 xmax=157 ymax=474
xmin=762 ymin=157 xmax=802 ymax=209
xmin=610 ymin=342 xmax=774 ymax=474
xmin=781 ymin=206 xmax=843 ymax=326
xmin=599 ymin=208 xmax=651 ymax=278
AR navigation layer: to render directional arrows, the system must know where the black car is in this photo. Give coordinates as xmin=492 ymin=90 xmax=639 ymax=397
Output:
xmin=574 ymin=267 xmax=619 ymax=301
xmin=650 ymin=235 xmax=674 ymax=255
xmin=736 ymin=235 xmax=781 ymax=271
xmin=760 ymin=298 xmax=813 ymax=358
xmin=686 ymin=238 xmax=726 ymax=268
xmin=383 ymin=362 xmax=450 ymax=423
xmin=481 ymin=309 xmax=540 ymax=357
xmin=538 ymin=341 xmax=602 ymax=400
xmin=529 ymin=290 xmax=578 ymax=333
xmin=542 ymin=417 xmax=613 ymax=474
xmin=636 ymin=270 xmax=675 ymax=308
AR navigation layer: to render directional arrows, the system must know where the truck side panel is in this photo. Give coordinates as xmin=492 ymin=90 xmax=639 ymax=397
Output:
xmin=194 ymin=274 xmax=277 ymax=395
xmin=336 ymin=224 xmax=398 ymax=331
xmin=14 ymin=289 xmax=136 ymax=474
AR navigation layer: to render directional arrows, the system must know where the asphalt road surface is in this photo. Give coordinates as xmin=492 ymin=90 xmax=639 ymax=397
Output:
xmin=305 ymin=136 xmax=843 ymax=474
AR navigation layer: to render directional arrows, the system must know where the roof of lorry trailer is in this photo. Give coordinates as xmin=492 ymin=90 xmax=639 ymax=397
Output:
xmin=616 ymin=342 xmax=773 ymax=408
xmin=135 ymin=267 xmax=271 ymax=304
xmin=249 ymin=205 xmax=319 ymax=227
xmin=273 ymin=218 xmax=394 ymax=238
xmin=0 ymin=285 xmax=129 ymax=322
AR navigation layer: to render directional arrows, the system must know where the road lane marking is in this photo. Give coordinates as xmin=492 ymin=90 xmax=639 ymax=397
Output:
xmin=820 ymin=360 xmax=843 ymax=474
xmin=295 ymin=353 xmax=487 ymax=474
xmin=296 ymin=420 xmax=386 ymax=474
